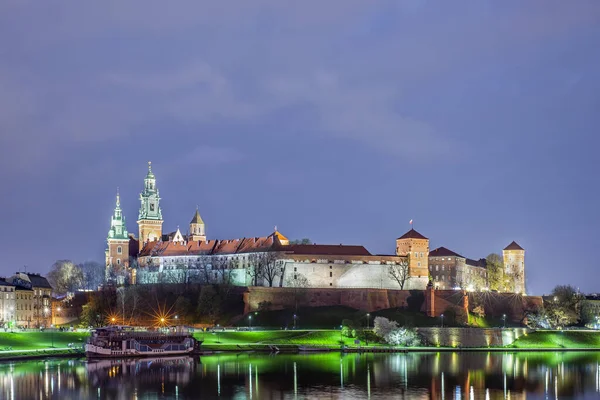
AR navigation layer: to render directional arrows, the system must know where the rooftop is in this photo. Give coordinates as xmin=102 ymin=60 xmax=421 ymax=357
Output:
xmin=504 ymin=241 xmax=524 ymax=251
xmin=397 ymin=228 xmax=428 ymax=240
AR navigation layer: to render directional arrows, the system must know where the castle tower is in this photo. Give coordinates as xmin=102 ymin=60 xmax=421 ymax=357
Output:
xmin=189 ymin=207 xmax=206 ymax=242
xmin=396 ymin=228 xmax=430 ymax=279
xmin=503 ymin=241 xmax=525 ymax=294
xmin=106 ymin=189 xmax=130 ymax=281
xmin=137 ymin=162 xmax=163 ymax=251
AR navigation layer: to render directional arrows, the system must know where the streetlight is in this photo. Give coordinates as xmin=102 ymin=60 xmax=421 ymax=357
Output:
xmin=44 ymin=308 xmax=53 ymax=348
xmin=441 ymin=314 xmax=444 ymax=328
xmin=55 ymin=307 xmax=61 ymax=326
xmin=339 ymin=324 xmax=343 ymax=344
xmin=293 ymin=314 xmax=297 ymax=329
xmin=111 ymin=317 xmax=116 ymax=324
xmin=248 ymin=315 xmax=252 ymax=330
xmin=502 ymin=314 xmax=506 ymax=329
xmin=9 ymin=306 xmax=14 ymax=332
xmin=366 ymin=313 xmax=370 ymax=329
xmin=175 ymin=315 xmax=179 ymax=325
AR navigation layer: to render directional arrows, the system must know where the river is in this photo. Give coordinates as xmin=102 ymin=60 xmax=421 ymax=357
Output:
xmin=1 ymin=351 xmax=600 ymax=399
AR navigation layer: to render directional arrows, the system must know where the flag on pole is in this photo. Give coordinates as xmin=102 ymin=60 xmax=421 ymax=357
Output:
xmin=409 ymin=219 xmax=413 ymax=225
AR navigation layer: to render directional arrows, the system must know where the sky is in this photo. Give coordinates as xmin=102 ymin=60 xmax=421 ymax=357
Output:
xmin=0 ymin=1 xmax=599 ymax=295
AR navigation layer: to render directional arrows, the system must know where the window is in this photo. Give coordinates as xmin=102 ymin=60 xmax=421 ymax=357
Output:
xmin=436 ymin=265 xmax=439 ymax=271
xmin=420 ymin=252 xmax=423 ymax=257
xmin=429 ymin=266 xmax=432 ymax=271
xmin=329 ymin=272 xmax=332 ymax=277
xmin=294 ymin=267 xmax=297 ymax=272
xmin=294 ymin=274 xmax=297 ymax=280
xmin=418 ymin=262 xmax=421 ymax=267
xmin=414 ymin=252 xmax=418 ymax=258
xmin=329 ymin=283 xmax=333 ymax=286
xmin=117 ymin=259 xmax=121 ymax=265
xmin=442 ymin=266 xmax=445 ymax=271
xmin=117 ymin=246 xmax=122 ymax=254
xmin=330 ymin=266 xmax=332 ymax=269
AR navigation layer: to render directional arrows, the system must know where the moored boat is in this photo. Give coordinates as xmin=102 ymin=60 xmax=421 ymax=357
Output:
xmin=85 ymin=326 xmax=200 ymax=358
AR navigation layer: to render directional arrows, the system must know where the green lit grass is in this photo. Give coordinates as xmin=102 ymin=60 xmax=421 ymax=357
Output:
xmin=0 ymin=332 xmax=89 ymax=351
xmin=511 ymin=331 xmax=600 ymax=349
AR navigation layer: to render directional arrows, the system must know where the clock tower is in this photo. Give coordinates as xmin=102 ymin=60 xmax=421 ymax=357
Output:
xmin=137 ymin=161 xmax=163 ymax=251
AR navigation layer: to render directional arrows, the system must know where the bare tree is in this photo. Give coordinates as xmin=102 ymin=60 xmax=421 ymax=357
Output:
xmin=78 ymin=261 xmax=105 ymax=290
xmin=388 ymin=261 xmax=410 ymax=290
xmin=248 ymin=252 xmax=281 ymax=287
xmin=246 ymin=253 xmax=262 ymax=286
xmin=285 ymin=272 xmax=310 ymax=312
xmin=211 ymin=256 xmax=234 ymax=285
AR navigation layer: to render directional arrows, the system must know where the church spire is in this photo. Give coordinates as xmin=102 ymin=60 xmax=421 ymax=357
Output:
xmin=137 ymin=161 xmax=164 ymax=250
xmin=189 ymin=206 xmax=206 ymax=242
xmin=108 ymin=189 xmax=128 ymax=240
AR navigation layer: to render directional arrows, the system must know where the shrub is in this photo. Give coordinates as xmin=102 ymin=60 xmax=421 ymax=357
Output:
xmin=373 ymin=317 xmax=399 ymax=339
xmin=385 ymin=328 xmax=420 ymax=347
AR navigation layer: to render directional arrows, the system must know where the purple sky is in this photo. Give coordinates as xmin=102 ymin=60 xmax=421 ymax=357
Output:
xmin=1 ymin=1 xmax=599 ymax=295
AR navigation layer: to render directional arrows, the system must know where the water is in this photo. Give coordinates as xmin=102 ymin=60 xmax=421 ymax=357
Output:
xmin=1 ymin=352 xmax=600 ymax=399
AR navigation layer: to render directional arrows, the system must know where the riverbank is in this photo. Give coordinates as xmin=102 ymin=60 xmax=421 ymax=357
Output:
xmin=1 ymin=329 xmax=600 ymax=361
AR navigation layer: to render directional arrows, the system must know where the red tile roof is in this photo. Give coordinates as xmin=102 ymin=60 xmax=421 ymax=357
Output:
xmin=429 ymin=247 xmax=464 ymax=258
xmin=504 ymin=241 xmax=524 ymax=251
xmin=397 ymin=228 xmax=428 ymax=240
xmin=281 ymin=244 xmax=372 ymax=256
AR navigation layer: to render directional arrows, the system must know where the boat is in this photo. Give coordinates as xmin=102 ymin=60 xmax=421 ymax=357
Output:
xmin=85 ymin=326 xmax=201 ymax=358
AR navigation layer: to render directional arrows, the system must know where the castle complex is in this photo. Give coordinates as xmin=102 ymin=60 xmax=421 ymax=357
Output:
xmin=106 ymin=163 xmax=526 ymax=293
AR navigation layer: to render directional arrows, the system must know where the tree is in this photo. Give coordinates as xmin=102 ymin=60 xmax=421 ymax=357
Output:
xmin=285 ymin=272 xmax=310 ymax=312
xmin=388 ymin=261 xmax=410 ymax=290
xmin=486 ymin=254 xmax=504 ymax=291
xmin=385 ymin=328 xmax=420 ymax=347
xmin=196 ymin=286 xmax=222 ymax=324
xmin=78 ymin=261 xmax=105 ymax=290
xmin=248 ymin=252 xmax=281 ymax=287
xmin=472 ymin=305 xmax=485 ymax=319
xmin=289 ymin=238 xmax=312 ymax=245
xmin=545 ymin=285 xmax=583 ymax=328
xmin=373 ymin=316 xmax=399 ymax=339
xmin=257 ymin=252 xmax=282 ymax=287
xmin=47 ymin=260 xmax=85 ymax=295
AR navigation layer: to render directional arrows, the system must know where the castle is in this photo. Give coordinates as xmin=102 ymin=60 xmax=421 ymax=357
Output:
xmin=105 ymin=162 xmax=526 ymax=293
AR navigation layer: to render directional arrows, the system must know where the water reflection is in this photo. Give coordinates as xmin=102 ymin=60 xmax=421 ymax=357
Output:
xmin=0 ymin=352 xmax=599 ymax=399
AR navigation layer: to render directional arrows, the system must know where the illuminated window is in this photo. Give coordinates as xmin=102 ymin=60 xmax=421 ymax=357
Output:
xmin=436 ymin=265 xmax=439 ymax=271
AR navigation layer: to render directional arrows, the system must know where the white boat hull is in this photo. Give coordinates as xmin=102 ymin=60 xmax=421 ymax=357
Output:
xmin=85 ymin=343 xmax=195 ymax=358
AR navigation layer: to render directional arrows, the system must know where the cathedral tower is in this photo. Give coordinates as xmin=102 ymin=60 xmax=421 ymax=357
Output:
xmin=503 ymin=241 xmax=525 ymax=294
xmin=396 ymin=228 xmax=430 ymax=279
xmin=189 ymin=207 xmax=206 ymax=242
xmin=137 ymin=162 xmax=163 ymax=251
xmin=106 ymin=189 xmax=130 ymax=280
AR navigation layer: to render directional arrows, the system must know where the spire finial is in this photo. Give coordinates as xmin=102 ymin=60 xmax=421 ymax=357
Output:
xmin=148 ymin=161 xmax=152 ymax=171
xmin=116 ymin=187 xmax=121 ymax=206
xmin=274 ymin=225 xmax=278 ymax=232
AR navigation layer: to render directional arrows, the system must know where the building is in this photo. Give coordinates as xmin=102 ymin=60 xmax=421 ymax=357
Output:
xmin=503 ymin=241 xmax=526 ymax=293
xmin=6 ymin=273 xmax=53 ymax=328
xmin=105 ymin=162 xmax=523 ymax=293
xmin=428 ymin=247 xmax=487 ymax=290
xmin=0 ymin=279 xmax=15 ymax=328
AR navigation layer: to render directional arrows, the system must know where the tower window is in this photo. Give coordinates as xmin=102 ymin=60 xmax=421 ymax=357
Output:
xmin=329 ymin=272 xmax=332 ymax=277
xmin=116 ymin=259 xmax=121 ymax=265
xmin=117 ymin=246 xmax=122 ymax=254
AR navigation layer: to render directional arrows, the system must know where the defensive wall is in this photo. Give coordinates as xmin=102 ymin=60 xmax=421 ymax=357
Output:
xmin=244 ymin=287 xmax=543 ymax=324
xmin=417 ymin=327 xmax=531 ymax=347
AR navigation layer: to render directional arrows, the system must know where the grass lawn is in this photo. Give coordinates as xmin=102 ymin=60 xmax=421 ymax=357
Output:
xmin=0 ymin=331 xmax=89 ymax=351
xmin=196 ymin=329 xmax=383 ymax=350
xmin=510 ymin=331 xmax=600 ymax=349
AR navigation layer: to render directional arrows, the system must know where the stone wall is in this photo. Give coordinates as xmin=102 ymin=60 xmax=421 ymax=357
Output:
xmin=244 ymin=287 xmax=420 ymax=314
xmin=417 ymin=327 xmax=531 ymax=347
